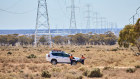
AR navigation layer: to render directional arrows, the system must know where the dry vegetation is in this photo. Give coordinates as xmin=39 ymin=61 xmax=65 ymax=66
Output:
xmin=0 ymin=45 xmax=140 ymax=79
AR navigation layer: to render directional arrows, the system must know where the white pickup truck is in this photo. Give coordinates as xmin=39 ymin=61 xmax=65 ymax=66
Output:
xmin=46 ymin=50 xmax=80 ymax=65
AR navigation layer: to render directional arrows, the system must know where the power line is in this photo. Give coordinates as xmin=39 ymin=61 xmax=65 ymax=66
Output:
xmin=0 ymin=8 xmax=36 ymax=14
xmin=5 ymin=0 xmax=23 ymax=10
xmin=0 ymin=0 xmax=35 ymax=14
xmin=129 ymin=6 xmax=140 ymax=24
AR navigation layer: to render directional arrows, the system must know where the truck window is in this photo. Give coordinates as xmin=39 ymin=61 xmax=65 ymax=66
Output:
xmin=52 ymin=53 xmax=63 ymax=57
xmin=63 ymin=54 xmax=70 ymax=57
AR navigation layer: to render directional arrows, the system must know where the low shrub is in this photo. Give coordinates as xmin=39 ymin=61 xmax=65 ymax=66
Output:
xmin=66 ymin=73 xmax=83 ymax=79
xmin=103 ymin=67 xmax=112 ymax=70
xmin=27 ymin=54 xmax=37 ymax=59
xmin=88 ymin=68 xmax=103 ymax=77
xmin=85 ymin=49 xmax=90 ymax=51
xmin=126 ymin=68 xmax=136 ymax=73
xmin=66 ymin=73 xmax=76 ymax=79
xmin=23 ymin=47 xmax=28 ymax=48
xmin=111 ymin=48 xmax=118 ymax=51
xmin=60 ymin=46 xmax=64 ymax=48
xmin=76 ymin=76 xmax=83 ymax=79
xmin=86 ymin=46 xmax=90 ymax=48
xmin=78 ymin=67 xmax=86 ymax=71
xmin=135 ymin=65 xmax=140 ymax=68
xmin=20 ymin=70 xmax=24 ymax=73
xmin=82 ymin=70 xmax=89 ymax=76
xmin=71 ymin=50 xmax=75 ymax=52
xmin=41 ymin=71 xmax=51 ymax=78
xmin=38 ymin=49 xmax=42 ymax=52
xmin=7 ymin=52 xmax=12 ymax=55
xmin=52 ymin=68 xmax=61 ymax=72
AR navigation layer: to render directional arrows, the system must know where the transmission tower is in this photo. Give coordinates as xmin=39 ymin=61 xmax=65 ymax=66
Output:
xmin=85 ymin=4 xmax=92 ymax=33
xmin=67 ymin=0 xmax=78 ymax=34
xmin=97 ymin=17 xmax=106 ymax=34
xmin=114 ymin=23 xmax=118 ymax=35
xmin=93 ymin=12 xmax=99 ymax=33
xmin=34 ymin=0 xmax=51 ymax=47
xmin=109 ymin=22 xmax=114 ymax=33
xmin=100 ymin=17 xmax=106 ymax=34
xmin=105 ymin=20 xmax=109 ymax=32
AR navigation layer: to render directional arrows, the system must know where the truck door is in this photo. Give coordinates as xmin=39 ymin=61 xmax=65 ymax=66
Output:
xmin=62 ymin=53 xmax=71 ymax=63
xmin=52 ymin=53 xmax=63 ymax=63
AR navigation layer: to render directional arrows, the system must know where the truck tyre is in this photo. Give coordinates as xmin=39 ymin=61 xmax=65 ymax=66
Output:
xmin=72 ymin=61 xmax=77 ymax=65
xmin=51 ymin=59 xmax=57 ymax=65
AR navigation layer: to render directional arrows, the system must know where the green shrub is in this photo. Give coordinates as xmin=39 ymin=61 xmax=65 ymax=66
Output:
xmin=111 ymin=48 xmax=118 ymax=51
xmin=103 ymin=67 xmax=111 ymax=70
xmin=38 ymin=49 xmax=42 ymax=52
xmin=66 ymin=74 xmax=83 ymax=79
xmin=135 ymin=65 xmax=140 ymax=68
xmin=41 ymin=71 xmax=51 ymax=78
xmin=82 ymin=70 xmax=89 ymax=76
xmin=88 ymin=68 xmax=103 ymax=77
xmin=78 ymin=67 xmax=86 ymax=71
xmin=20 ymin=70 xmax=24 ymax=73
xmin=86 ymin=46 xmax=90 ymax=48
xmin=23 ymin=47 xmax=28 ymax=48
xmin=71 ymin=50 xmax=75 ymax=52
xmin=76 ymin=76 xmax=83 ymax=79
xmin=27 ymin=54 xmax=37 ymax=59
xmin=126 ymin=68 xmax=136 ymax=73
xmin=66 ymin=73 xmax=75 ymax=79
xmin=7 ymin=52 xmax=12 ymax=55
xmin=85 ymin=49 xmax=90 ymax=51
xmin=60 ymin=46 xmax=64 ymax=48
xmin=52 ymin=68 xmax=61 ymax=72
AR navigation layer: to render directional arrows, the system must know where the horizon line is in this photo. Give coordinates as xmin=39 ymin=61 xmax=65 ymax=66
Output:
xmin=0 ymin=28 xmax=123 ymax=30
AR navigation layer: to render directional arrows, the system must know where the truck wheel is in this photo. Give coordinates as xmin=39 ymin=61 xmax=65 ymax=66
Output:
xmin=51 ymin=60 xmax=57 ymax=65
xmin=72 ymin=61 xmax=77 ymax=65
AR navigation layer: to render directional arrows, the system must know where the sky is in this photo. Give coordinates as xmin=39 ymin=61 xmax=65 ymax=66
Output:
xmin=0 ymin=0 xmax=140 ymax=30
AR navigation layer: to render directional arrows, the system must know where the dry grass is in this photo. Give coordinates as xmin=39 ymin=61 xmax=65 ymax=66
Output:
xmin=0 ymin=45 xmax=140 ymax=79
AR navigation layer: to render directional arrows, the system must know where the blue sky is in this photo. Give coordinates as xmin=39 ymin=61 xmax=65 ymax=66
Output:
xmin=0 ymin=0 xmax=140 ymax=30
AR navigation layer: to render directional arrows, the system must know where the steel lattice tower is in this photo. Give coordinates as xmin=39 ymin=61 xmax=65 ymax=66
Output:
xmin=69 ymin=0 xmax=77 ymax=34
xmin=93 ymin=12 xmax=99 ymax=33
xmin=34 ymin=0 xmax=51 ymax=47
xmin=99 ymin=17 xmax=106 ymax=34
xmin=85 ymin=4 xmax=92 ymax=33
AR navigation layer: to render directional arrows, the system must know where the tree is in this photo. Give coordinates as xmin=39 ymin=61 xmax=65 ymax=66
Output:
xmin=0 ymin=35 xmax=7 ymax=46
xmin=104 ymin=31 xmax=117 ymax=45
xmin=29 ymin=35 xmax=34 ymax=45
xmin=18 ymin=35 xmax=31 ymax=46
xmin=67 ymin=34 xmax=88 ymax=45
xmin=90 ymin=34 xmax=100 ymax=45
xmin=118 ymin=18 xmax=140 ymax=52
xmin=0 ymin=34 xmax=18 ymax=46
xmin=39 ymin=35 xmax=47 ymax=45
xmin=53 ymin=36 xmax=62 ymax=44
xmin=72 ymin=33 xmax=88 ymax=45
xmin=88 ymin=32 xmax=117 ymax=45
xmin=7 ymin=35 xmax=18 ymax=46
